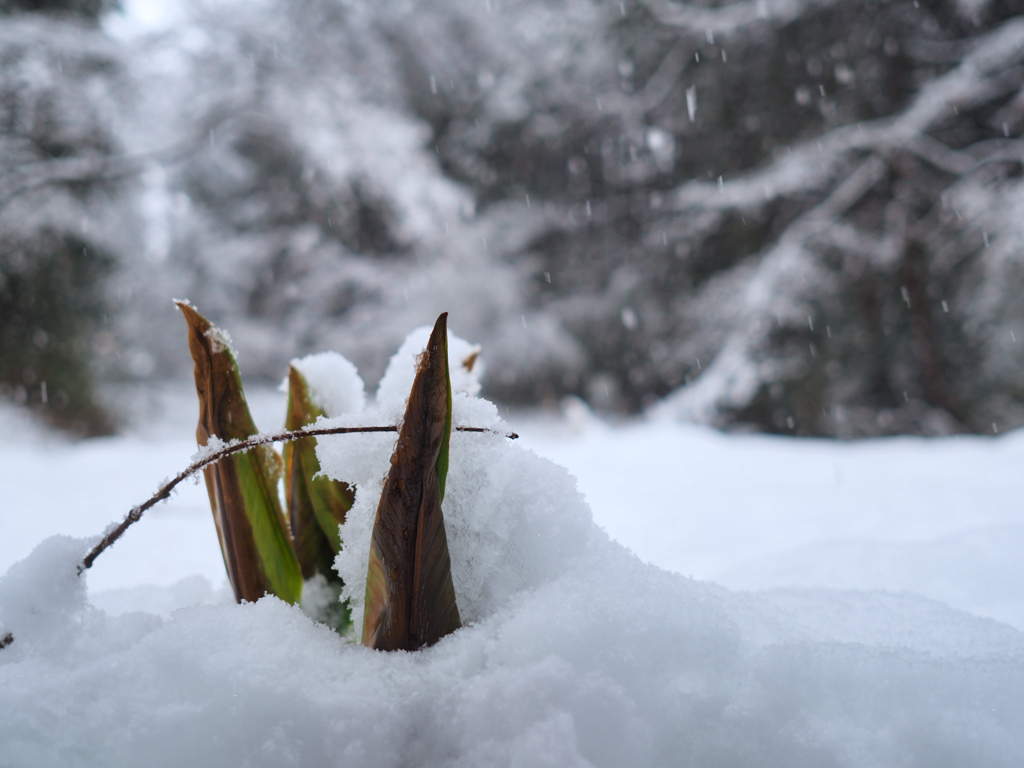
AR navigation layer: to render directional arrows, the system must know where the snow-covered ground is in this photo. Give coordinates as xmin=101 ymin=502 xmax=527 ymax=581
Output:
xmin=3 ymin=388 xmax=1021 ymax=630
xmin=2 ymin=376 xmax=1024 ymax=766
xmin=517 ymin=403 xmax=1024 ymax=631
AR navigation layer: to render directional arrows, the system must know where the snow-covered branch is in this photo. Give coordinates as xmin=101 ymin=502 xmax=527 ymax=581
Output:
xmin=671 ymin=16 xmax=1024 ymax=214
xmin=642 ymin=0 xmax=842 ymax=36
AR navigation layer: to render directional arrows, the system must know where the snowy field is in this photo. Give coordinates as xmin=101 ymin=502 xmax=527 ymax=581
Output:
xmin=3 ymin=389 xmax=1022 ymax=630
xmin=2 ymin=377 xmax=1024 ymax=765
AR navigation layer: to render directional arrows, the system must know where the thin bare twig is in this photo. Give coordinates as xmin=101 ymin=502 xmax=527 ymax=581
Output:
xmin=77 ymin=423 xmax=517 ymax=574
xmin=0 ymin=423 xmax=516 ymax=654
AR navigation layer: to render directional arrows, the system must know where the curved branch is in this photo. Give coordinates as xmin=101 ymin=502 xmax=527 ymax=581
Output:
xmin=77 ymin=423 xmax=516 ymax=574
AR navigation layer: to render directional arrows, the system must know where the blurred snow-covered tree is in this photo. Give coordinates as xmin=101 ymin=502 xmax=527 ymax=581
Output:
xmin=630 ymin=0 xmax=1024 ymax=436
xmin=155 ymin=0 xmax=578 ymax=393
xmin=387 ymin=0 xmax=1024 ymax=435
xmin=23 ymin=0 xmax=1022 ymax=437
xmin=0 ymin=9 xmax=138 ymax=435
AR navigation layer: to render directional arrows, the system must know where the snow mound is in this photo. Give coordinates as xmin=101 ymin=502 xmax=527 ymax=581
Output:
xmin=375 ymin=325 xmax=484 ymax=421
xmin=287 ymin=351 xmax=366 ymax=417
xmin=2 ymin=330 xmax=1024 ymax=765
xmin=316 ymin=324 xmax=550 ymax=628
xmin=0 ymin=535 xmax=91 ymax=649
xmin=3 ymin=535 xmax=1024 ymax=766
xmin=320 ymin=420 xmax=594 ymax=630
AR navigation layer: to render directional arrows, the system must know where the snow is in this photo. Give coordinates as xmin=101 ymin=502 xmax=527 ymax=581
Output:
xmin=2 ymin=344 xmax=1024 ymax=764
xmin=375 ymin=325 xmax=484 ymax=421
xmin=287 ymin=352 xmax=366 ymax=417
xmin=516 ymin=414 xmax=1024 ymax=630
xmin=321 ymin=417 xmax=590 ymax=634
xmin=0 ymin=536 xmax=90 ymax=649
xmin=0 ymin=414 xmax=223 ymax=598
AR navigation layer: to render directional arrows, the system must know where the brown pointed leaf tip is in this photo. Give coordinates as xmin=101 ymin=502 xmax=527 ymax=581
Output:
xmin=175 ymin=300 xmax=302 ymax=606
xmin=363 ymin=312 xmax=461 ymax=651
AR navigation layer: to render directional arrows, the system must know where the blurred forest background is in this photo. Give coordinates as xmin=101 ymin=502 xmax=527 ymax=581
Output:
xmin=2 ymin=0 xmax=1023 ymax=438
